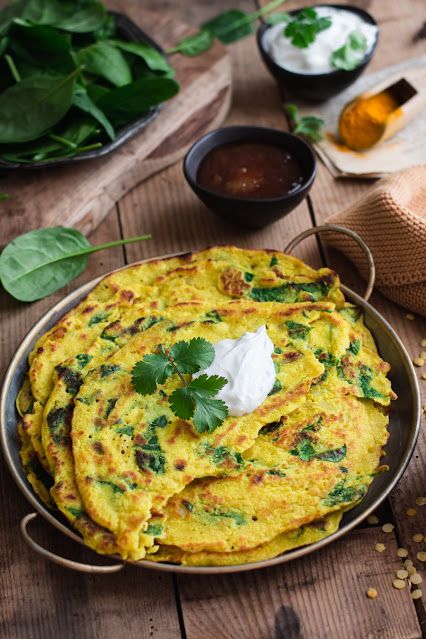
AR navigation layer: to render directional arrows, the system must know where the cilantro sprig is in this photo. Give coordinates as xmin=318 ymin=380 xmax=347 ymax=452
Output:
xmin=132 ymin=338 xmax=229 ymax=433
xmin=331 ymin=31 xmax=368 ymax=71
xmin=284 ymin=104 xmax=324 ymax=143
xmin=283 ymin=8 xmax=332 ymax=48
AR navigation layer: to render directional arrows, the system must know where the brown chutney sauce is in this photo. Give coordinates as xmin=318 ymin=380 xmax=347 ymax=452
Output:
xmin=196 ymin=141 xmax=305 ymax=199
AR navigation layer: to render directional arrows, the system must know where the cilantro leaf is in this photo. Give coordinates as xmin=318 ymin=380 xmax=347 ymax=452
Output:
xmin=284 ymin=103 xmax=324 ymax=143
xmin=284 ymin=8 xmax=332 ymax=48
xmin=169 ymin=374 xmax=228 ymax=432
xmin=131 ymin=351 xmax=173 ymax=395
xmin=169 ymin=337 xmax=215 ymax=374
xmin=193 ymin=396 xmax=229 ymax=433
xmin=331 ymin=31 xmax=368 ymax=71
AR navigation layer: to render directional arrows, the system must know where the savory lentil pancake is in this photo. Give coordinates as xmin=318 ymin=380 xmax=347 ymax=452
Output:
xmin=16 ymin=246 xmax=394 ymax=567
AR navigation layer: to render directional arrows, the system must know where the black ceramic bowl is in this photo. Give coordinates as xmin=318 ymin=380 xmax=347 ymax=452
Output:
xmin=183 ymin=126 xmax=316 ymax=230
xmin=257 ymin=4 xmax=379 ymax=102
xmin=0 ymin=12 xmax=165 ymax=171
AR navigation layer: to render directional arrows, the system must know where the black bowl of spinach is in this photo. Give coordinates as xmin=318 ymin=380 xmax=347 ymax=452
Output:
xmin=0 ymin=0 xmax=179 ymax=169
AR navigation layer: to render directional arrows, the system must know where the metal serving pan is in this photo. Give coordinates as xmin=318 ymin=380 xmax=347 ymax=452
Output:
xmin=0 ymin=225 xmax=421 ymax=574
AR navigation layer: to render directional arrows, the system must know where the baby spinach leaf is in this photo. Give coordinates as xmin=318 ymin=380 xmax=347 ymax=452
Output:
xmin=108 ymin=39 xmax=173 ymax=76
xmin=202 ymin=9 xmax=253 ymax=44
xmin=0 ymin=0 xmax=27 ymax=36
xmin=72 ymin=84 xmax=115 ymax=140
xmin=98 ymin=77 xmax=179 ymax=126
xmin=76 ymin=41 xmax=132 ymax=87
xmin=285 ymin=103 xmax=324 ymax=143
xmin=0 ymin=67 xmax=81 ymax=143
xmin=0 ymin=226 xmax=151 ymax=302
xmin=21 ymin=0 xmax=107 ymax=34
xmin=331 ymin=31 xmax=367 ymax=71
xmin=264 ymin=11 xmax=290 ymax=25
xmin=167 ymin=30 xmax=213 ymax=57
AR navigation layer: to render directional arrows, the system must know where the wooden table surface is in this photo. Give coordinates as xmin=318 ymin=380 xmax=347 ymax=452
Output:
xmin=1 ymin=1 xmax=425 ymax=637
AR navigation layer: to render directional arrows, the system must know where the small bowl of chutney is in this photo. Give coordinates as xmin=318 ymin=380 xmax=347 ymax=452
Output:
xmin=183 ymin=126 xmax=316 ymax=229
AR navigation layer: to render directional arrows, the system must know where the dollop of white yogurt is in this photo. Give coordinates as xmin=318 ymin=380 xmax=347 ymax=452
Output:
xmin=193 ymin=325 xmax=275 ymax=417
xmin=264 ymin=6 xmax=378 ymax=74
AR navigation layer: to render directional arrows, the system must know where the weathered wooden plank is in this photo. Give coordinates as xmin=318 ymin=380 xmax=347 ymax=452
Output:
xmin=178 ymin=528 xmax=421 ymax=639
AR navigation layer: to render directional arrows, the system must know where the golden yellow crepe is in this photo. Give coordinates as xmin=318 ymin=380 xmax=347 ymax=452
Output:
xmin=16 ymin=246 xmax=393 ymax=567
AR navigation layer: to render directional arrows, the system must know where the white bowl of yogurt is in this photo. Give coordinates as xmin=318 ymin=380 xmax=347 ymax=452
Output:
xmin=257 ymin=4 xmax=378 ymax=101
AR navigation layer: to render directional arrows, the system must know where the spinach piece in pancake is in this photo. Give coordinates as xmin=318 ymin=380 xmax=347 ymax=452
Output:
xmin=55 ymin=364 xmax=83 ymax=396
xmin=198 ymin=443 xmax=244 ymax=467
xmin=66 ymin=507 xmax=84 ymax=518
xmin=259 ymin=421 xmax=282 ymax=435
xmin=204 ymin=310 xmax=222 ymax=323
xmin=290 ymin=433 xmax=346 ymax=463
xmin=337 ymin=361 xmax=383 ymax=400
xmin=100 ymin=364 xmax=120 ymax=378
xmin=134 ymin=415 xmax=168 ymax=475
xmin=267 ymin=468 xmax=286 ymax=477
xmin=250 ymin=277 xmax=332 ymax=303
xmin=104 ymin=398 xmax=117 ymax=418
xmin=76 ymin=353 xmax=93 ymax=368
xmin=323 ymin=480 xmax=366 ymax=507
xmin=286 ymin=320 xmax=311 ymax=340
xmin=88 ymin=310 xmax=110 ymax=326
xmin=97 ymin=479 xmax=125 ymax=494
xmin=116 ymin=425 xmax=133 ymax=436
xmin=206 ymin=507 xmax=246 ymax=526
xmin=102 ymin=315 xmax=165 ymax=343
xmin=268 ymin=379 xmax=282 ymax=396
xmin=47 ymin=405 xmax=72 ymax=445
xmin=145 ymin=523 xmax=164 ymax=537
xmin=315 ymin=445 xmax=347 ymax=463
xmin=348 ymin=339 xmax=361 ymax=355
xmin=302 ymin=415 xmax=323 ymax=432
xmin=314 ymin=350 xmax=340 ymax=382
xmin=244 ymin=272 xmax=254 ymax=282
xmin=270 ymin=255 xmax=278 ymax=267
xmin=290 ymin=437 xmax=316 ymax=461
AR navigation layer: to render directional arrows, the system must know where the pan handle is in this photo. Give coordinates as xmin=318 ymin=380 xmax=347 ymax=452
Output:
xmin=283 ymin=224 xmax=376 ymax=302
xmin=20 ymin=513 xmax=125 ymax=574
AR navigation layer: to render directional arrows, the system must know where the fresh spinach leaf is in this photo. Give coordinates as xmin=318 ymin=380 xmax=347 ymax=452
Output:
xmin=98 ymin=77 xmax=179 ymax=126
xmin=167 ymin=29 xmax=214 ymax=57
xmin=76 ymin=41 xmax=132 ymax=87
xmin=0 ymin=226 xmax=151 ymax=302
xmin=72 ymin=84 xmax=115 ymax=139
xmin=108 ymin=39 xmax=173 ymax=76
xmin=0 ymin=67 xmax=81 ymax=143
xmin=21 ymin=0 xmax=107 ymax=34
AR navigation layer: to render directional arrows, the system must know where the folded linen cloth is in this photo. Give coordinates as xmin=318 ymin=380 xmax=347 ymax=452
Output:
xmin=325 ymin=165 xmax=426 ymax=316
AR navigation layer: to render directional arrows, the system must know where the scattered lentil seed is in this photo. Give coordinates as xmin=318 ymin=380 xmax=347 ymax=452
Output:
xmin=413 ymin=533 xmax=424 ymax=543
xmin=404 ymin=559 xmax=414 ymax=569
xmin=375 ymin=543 xmax=386 ymax=553
xmin=417 ymin=551 xmax=426 ymax=562
xmin=413 ymin=357 xmax=425 ymax=367
xmin=410 ymin=573 xmax=423 ymax=585
xmin=396 ymin=569 xmax=409 ymax=579
xmin=406 ymin=314 xmax=415 ymax=320
xmin=367 ymin=515 xmax=380 ymax=525
xmin=421 ymin=339 xmax=426 ymax=348
xmin=406 ymin=508 xmax=417 ymax=517
xmin=382 ymin=523 xmax=394 ymax=533
xmin=423 ymin=405 xmax=426 ymax=414
xmin=421 ymin=351 xmax=426 ymax=359
xmin=367 ymin=587 xmax=378 ymax=599
xmin=393 ymin=579 xmax=406 ymax=590
xmin=408 ymin=566 xmax=417 ymax=577
xmin=411 ymin=589 xmax=422 ymax=600
xmin=415 ymin=497 xmax=426 ymax=506
xmin=397 ymin=548 xmax=409 ymax=558
xmin=422 ymin=373 xmax=426 ymax=380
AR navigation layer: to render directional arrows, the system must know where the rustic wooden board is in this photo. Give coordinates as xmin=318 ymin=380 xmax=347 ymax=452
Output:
xmin=0 ymin=0 xmax=232 ymax=247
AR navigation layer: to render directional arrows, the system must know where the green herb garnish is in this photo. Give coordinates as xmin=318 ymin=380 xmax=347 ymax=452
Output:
xmin=0 ymin=226 xmax=151 ymax=302
xmin=132 ymin=338 xmax=229 ymax=433
xmin=168 ymin=0 xmax=287 ymax=57
xmin=283 ymin=7 xmax=331 ymax=48
xmin=0 ymin=0 xmax=178 ymax=163
xmin=331 ymin=31 xmax=368 ymax=71
xmin=285 ymin=104 xmax=324 ymax=143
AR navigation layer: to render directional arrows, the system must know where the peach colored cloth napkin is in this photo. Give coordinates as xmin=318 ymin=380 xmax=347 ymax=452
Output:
xmin=325 ymin=165 xmax=426 ymax=316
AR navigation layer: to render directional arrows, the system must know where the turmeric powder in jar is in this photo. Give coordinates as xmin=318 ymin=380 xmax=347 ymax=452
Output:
xmin=338 ymin=90 xmax=400 ymax=151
